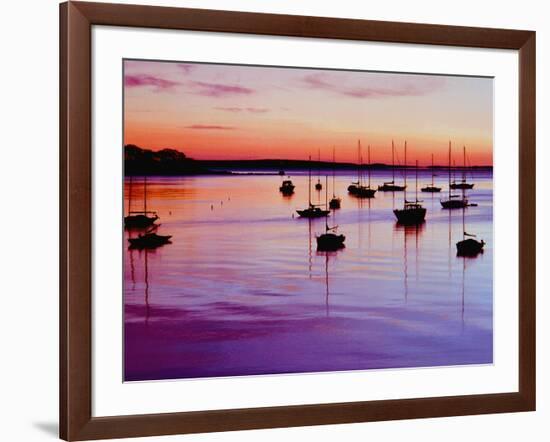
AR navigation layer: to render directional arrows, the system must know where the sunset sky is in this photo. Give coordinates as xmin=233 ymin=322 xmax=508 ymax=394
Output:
xmin=124 ymin=59 xmax=493 ymax=166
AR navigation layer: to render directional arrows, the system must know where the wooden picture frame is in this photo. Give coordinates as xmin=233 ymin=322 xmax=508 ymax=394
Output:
xmin=60 ymin=1 xmax=536 ymax=440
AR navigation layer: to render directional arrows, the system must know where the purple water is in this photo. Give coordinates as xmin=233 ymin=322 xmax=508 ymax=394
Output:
xmin=124 ymin=170 xmax=493 ymax=381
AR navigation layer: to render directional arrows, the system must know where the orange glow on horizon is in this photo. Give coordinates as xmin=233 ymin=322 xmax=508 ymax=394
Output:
xmin=124 ymin=60 xmax=493 ymax=166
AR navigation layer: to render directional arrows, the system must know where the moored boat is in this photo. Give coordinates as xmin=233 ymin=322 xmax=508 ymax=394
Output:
xmin=297 ymin=156 xmax=329 ymax=218
xmin=125 ymin=176 xmax=159 ymax=228
xmin=316 ymin=176 xmax=345 ymax=251
xmin=279 ymin=179 xmax=295 ymax=195
xmin=441 ymin=141 xmax=468 ymax=209
xmin=378 ymin=140 xmax=406 ymax=192
xmin=421 ymin=153 xmax=442 ymax=193
xmin=393 ymin=154 xmax=426 ymax=225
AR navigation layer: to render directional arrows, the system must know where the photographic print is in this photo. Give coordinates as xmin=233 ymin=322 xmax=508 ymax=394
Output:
xmin=123 ymin=59 xmax=493 ymax=382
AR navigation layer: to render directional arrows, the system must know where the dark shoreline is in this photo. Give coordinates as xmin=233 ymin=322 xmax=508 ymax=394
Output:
xmin=125 ymin=144 xmax=493 ymax=177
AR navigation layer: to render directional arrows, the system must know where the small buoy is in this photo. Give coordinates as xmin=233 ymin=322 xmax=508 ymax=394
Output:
xmin=211 ymin=204 xmax=214 ymax=210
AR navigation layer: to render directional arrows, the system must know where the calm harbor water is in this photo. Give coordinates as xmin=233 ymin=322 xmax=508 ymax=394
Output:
xmin=124 ymin=169 xmax=493 ymax=381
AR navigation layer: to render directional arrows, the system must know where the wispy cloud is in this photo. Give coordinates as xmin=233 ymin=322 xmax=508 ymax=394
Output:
xmin=301 ymin=73 xmax=445 ymax=99
xmin=185 ymin=124 xmax=236 ymax=130
xmin=215 ymin=106 xmax=269 ymax=113
xmin=178 ymin=63 xmax=195 ymax=74
xmin=124 ymin=74 xmax=180 ymax=91
xmin=191 ymin=81 xmax=255 ymax=97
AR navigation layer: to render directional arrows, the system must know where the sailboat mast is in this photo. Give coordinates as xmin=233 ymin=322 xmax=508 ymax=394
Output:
xmin=318 ymin=148 xmax=321 ymax=182
xmin=403 ymin=141 xmax=407 ymax=198
xmin=431 ymin=153 xmax=435 ymax=187
xmin=463 ymin=145 xmax=466 ymax=182
xmin=448 ymin=141 xmax=452 ymax=199
xmin=358 ymin=140 xmax=362 ymax=187
xmin=308 ymin=155 xmax=312 ymax=206
xmin=392 ymin=140 xmax=395 ymax=183
xmin=128 ymin=175 xmax=133 ymax=215
xmin=462 ymin=195 xmax=466 ymax=241
xmin=325 ymin=175 xmax=329 ymax=231
xmin=332 ymin=146 xmax=336 ymax=197
xmin=143 ymin=176 xmax=147 ymax=213
xmin=368 ymin=145 xmax=372 ymax=188
xmin=415 ymin=160 xmax=419 ymax=202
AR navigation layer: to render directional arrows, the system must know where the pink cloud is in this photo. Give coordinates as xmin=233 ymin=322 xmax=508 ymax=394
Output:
xmin=214 ymin=107 xmax=243 ymax=113
xmin=178 ymin=63 xmax=195 ymax=74
xmin=191 ymin=81 xmax=255 ymax=97
xmin=124 ymin=74 xmax=179 ymax=91
xmin=215 ymin=106 xmax=269 ymax=113
xmin=185 ymin=124 xmax=236 ymax=130
xmin=302 ymin=73 xmax=445 ymax=99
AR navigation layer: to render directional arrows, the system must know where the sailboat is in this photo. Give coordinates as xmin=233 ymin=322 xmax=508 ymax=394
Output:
xmin=378 ymin=140 xmax=406 ymax=191
xmin=128 ymin=225 xmax=172 ymax=249
xmin=315 ymin=148 xmax=323 ymax=190
xmin=329 ymin=147 xmax=341 ymax=209
xmin=297 ymin=156 xmax=330 ymax=218
xmin=450 ymin=145 xmax=475 ymax=190
xmin=348 ymin=140 xmax=376 ymax=197
xmin=347 ymin=141 xmax=360 ymax=194
xmin=393 ymin=147 xmax=426 ymax=225
xmin=317 ymin=176 xmax=345 ymax=251
xmin=279 ymin=179 xmax=295 ymax=195
xmin=441 ymin=141 xmax=468 ymax=209
xmin=355 ymin=142 xmax=377 ymax=198
xmin=421 ymin=153 xmax=442 ymax=192
xmin=124 ymin=176 xmax=159 ymax=228
xmin=456 ymin=198 xmax=485 ymax=256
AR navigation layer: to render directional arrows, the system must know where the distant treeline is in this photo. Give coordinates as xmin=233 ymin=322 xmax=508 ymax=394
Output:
xmin=124 ymin=145 xmax=492 ymax=176
xmin=125 ymin=144 xmax=225 ymax=176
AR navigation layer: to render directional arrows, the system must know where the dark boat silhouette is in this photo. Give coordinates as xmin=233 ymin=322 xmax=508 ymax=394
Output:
xmin=314 ymin=148 xmax=323 ymax=190
xmin=125 ymin=176 xmax=159 ymax=228
xmin=279 ymin=179 xmax=295 ymax=195
xmin=441 ymin=141 xmax=468 ymax=209
xmin=378 ymin=140 xmax=406 ymax=192
xmin=450 ymin=145 xmax=475 ymax=190
xmin=278 ymin=170 xmax=285 ymax=176
xmin=329 ymin=147 xmax=341 ymax=209
xmin=456 ymin=198 xmax=484 ymax=256
xmin=393 ymin=154 xmax=426 ymax=225
xmin=297 ymin=156 xmax=329 ymax=218
xmin=457 ymin=237 xmax=485 ymax=256
xmin=349 ymin=140 xmax=376 ymax=198
xmin=347 ymin=181 xmax=359 ymax=194
xmin=128 ymin=226 xmax=172 ymax=249
xmin=421 ymin=153 xmax=442 ymax=193
xmin=317 ymin=176 xmax=345 ymax=251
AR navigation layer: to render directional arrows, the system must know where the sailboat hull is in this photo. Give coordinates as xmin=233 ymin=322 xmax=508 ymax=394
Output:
xmin=456 ymin=238 xmax=484 ymax=256
xmin=441 ymin=199 xmax=468 ymax=209
xmin=378 ymin=184 xmax=406 ymax=191
xmin=354 ymin=187 xmax=376 ymax=198
xmin=316 ymin=233 xmax=345 ymax=251
xmin=128 ymin=233 xmax=172 ymax=249
xmin=124 ymin=214 xmax=158 ymax=229
xmin=421 ymin=186 xmax=442 ymax=193
xmin=393 ymin=207 xmax=426 ymax=225
xmin=296 ymin=208 xmax=330 ymax=218
xmin=450 ymin=183 xmax=474 ymax=190
xmin=329 ymin=198 xmax=341 ymax=209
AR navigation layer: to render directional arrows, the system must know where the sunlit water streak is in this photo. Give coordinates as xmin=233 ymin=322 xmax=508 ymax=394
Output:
xmin=124 ymin=170 xmax=493 ymax=381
